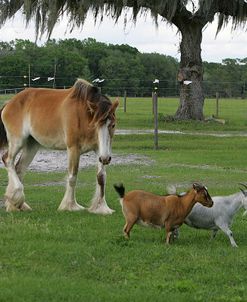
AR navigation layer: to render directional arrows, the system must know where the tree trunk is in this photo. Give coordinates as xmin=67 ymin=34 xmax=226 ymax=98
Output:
xmin=175 ymin=22 xmax=204 ymax=120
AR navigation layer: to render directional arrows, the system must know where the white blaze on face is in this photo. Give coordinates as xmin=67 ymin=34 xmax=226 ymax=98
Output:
xmin=98 ymin=119 xmax=112 ymax=163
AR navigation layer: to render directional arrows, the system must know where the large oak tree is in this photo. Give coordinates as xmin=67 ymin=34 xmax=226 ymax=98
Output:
xmin=0 ymin=0 xmax=247 ymax=119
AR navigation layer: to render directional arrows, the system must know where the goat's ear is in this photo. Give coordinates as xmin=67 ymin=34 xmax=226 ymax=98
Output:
xmin=238 ymin=183 xmax=247 ymax=197
xmin=193 ymin=183 xmax=202 ymax=192
xmin=240 ymin=188 xmax=247 ymax=197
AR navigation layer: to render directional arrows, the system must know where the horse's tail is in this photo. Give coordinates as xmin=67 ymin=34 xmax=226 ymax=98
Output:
xmin=114 ymin=183 xmax=125 ymax=198
xmin=0 ymin=106 xmax=7 ymax=149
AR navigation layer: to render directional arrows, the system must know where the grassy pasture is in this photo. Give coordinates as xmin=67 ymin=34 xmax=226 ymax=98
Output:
xmin=117 ymin=96 xmax=247 ymax=131
xmin=0 ymin=95 xmax=247 ymax=301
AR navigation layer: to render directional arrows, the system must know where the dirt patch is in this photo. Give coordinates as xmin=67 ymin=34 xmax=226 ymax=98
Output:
xmin=0 ymin=150 xmax=154 ymax=173
xmin=164 ymin=163 xmax=247 ymax=174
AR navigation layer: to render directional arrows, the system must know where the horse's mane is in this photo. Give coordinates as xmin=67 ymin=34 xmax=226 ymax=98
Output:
xmin=71 ymin=79 xmax=95 ymax=100
xmin=71 ymin=79 xmax=113 ymax=124
xmin=93 ymin=96 xmax=113 ymax=124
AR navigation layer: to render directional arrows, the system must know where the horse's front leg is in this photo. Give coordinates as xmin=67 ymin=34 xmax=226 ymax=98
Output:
xmin=3 ymin=140 xmax=25 ymax=212
xmin=88 ymin=161 xmax=114 ymax=215
xmin=58 ymin=146 xmax=85 ymax=211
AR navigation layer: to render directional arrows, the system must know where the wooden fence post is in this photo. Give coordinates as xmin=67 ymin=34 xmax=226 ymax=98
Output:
xmin=153 ymin=92 xmax=158 ymax=150
xmin=124 ymin=90 xmax=127 ymax=113
xmin=152 ymin=91 xmax=154 ymax=114
xmin=216 ymin=92 xmax=219 ymax=117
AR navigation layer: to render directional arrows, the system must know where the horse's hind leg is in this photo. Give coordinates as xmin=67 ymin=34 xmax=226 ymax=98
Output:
xmin=14 ymin=140 xmax=40 ymax=211
xmin=15 ymin=139 xmax=39 ymax=180
xmin=3 ymin=138 xmax=25 ymax=212
xmin=88 ymin=161 xmax=114 ymax=215
xmin=58 ymin=146 xmax=85 ymax=211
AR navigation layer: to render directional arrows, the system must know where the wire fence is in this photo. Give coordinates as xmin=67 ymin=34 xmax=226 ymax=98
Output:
xmin=0 ymin=76 xmax=246 ymax=98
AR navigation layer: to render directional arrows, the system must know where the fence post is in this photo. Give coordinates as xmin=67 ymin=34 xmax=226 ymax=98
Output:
xmin=216 ymin=92 xmax=219 ymax=117
xmin=153 ymin=92 xmax=158 ymax=150
xmin=153 ymin=79 xmax=159 ymax=150
xmin=152 ymin=91 xmax=154 ymax=114
xmin=124 ymin=90 xmax=127 ymax=113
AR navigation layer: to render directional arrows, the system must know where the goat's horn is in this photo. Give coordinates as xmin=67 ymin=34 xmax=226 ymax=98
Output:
xmin=238 ymin=183 xmax=247 ymax=189
xmin=239 ymin=188 xmax=247 ymax=197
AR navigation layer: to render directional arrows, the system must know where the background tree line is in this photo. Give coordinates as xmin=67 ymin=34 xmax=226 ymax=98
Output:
xmin=0 ymin=38 xmax=246 ymax=98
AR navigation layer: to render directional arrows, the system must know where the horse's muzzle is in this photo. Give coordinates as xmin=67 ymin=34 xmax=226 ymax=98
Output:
xmin=99 ymin=156 xmax=111 ymax=165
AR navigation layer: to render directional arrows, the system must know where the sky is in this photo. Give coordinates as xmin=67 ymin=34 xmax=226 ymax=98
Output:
xmin=0 ymin=10 xmax=247 ymax=63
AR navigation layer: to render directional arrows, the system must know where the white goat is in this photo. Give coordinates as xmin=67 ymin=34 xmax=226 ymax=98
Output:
xmin=172 ymin=184 xmax=247 ymax=247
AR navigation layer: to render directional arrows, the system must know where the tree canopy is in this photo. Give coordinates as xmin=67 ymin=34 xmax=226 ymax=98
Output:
xmin=0 ymin=38 xmax=179 ymax=96
xmin=0 ymin=38 xmax=246 ymax=99
xmin=1 ymin=1 xmax=247 ymax=39
xmin=0 ymin=1 xmax=247 ymax=119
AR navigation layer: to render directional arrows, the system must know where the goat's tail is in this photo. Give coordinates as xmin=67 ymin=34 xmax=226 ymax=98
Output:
xmin=113 ymin=183 xmax=125 ymax=198
xmin=0 ymin=106 xmax=7 ymax=149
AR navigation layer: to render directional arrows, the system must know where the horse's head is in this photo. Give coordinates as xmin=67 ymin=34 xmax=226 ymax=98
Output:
xmin=87 ymin=93 xmax=119 ymax=165
xmin=72 ymin=79 xmax=119 ymax=165
xmin=97 ymin=97 xmax=119 ymax=165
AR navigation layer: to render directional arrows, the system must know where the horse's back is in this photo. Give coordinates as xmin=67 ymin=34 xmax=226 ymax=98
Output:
xmin=1 ymin=87 xmax=73 ymax=148
xmin=10 ymin=87 xmax=71 ymax=106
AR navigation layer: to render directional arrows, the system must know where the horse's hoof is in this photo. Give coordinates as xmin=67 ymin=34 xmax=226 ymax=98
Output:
xmin=20 ymin=202 xmax=32 ymax=211
xmin=88 ymin=206 xmax=115 ymax=215
xmin=5 ymin=200 xmax=20 ymax=212
xmin=71 ymin=204 xmax=85 ymax=211
xmin=58 ymin=202 xmax=85 ymax=211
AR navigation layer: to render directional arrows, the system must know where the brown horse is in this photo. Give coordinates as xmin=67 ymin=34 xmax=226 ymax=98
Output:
xmin=0 ymin=79 xmax=119 ymax=214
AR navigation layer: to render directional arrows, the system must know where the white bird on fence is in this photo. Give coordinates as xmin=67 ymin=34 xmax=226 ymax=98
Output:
xmin=183 ymin=80 xmax=192 ymax=85
xmin=153 ymin=79 xmax=159 ymax=84
xmin=32 ymin=77 xmax=40 ymax=81
xmin=92 ymin=78 xmax=105 ymax=84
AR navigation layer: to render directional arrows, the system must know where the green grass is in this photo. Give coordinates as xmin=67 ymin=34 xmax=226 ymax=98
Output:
xmin=0 ymin=95 xmax=247 ymax=301
xmin=0 ymin=94 xmax=12 ymax=104
xmin=115 ymin=96 xmax=247 ymax=131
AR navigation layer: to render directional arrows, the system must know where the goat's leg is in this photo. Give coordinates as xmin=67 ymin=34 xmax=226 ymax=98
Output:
xmin=166 ymin=231 xmax=173 ymax=245
xmin=123 ymin=216 xmax=137 ymax=239
xmin=123 ymin=223 xmax=130 ymax=239
xmin=172 ymin=228 xmax=180 ymax=240
xmin=165 ymin=221 xmax=173 ymax=245
xmin=218 ymin=225 xmax=238 ymax=247
xmin=210 ymin=229 xmax=218 ymax=240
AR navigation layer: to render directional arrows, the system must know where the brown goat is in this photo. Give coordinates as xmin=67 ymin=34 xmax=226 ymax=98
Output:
xmin=114 ymin=183 xmax=213 ymax=244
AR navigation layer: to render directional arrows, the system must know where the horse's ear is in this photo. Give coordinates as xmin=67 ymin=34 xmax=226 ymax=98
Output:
xmin=88 ymin=86 xmax=100 ymax=101
xmin=92 ymin=86 xmax=100 ymax=94
xmin=111 ymin=98 xmax=120 ymax=112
